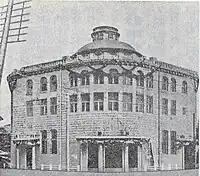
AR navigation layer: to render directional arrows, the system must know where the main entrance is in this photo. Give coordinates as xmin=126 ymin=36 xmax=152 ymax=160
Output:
xmin=77 ymin=136 xmax=151 ymax=172
xmin=26 ymin=146 xmax=32 ymax=169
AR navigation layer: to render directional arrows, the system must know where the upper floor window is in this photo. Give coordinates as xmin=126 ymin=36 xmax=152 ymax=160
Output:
xmin=146 ymin=95 xmax=153 ymax=113
xmin=146 ymin=75 xmax=153 ymax=88
xmin=182 ymin=81 xmax=187 ymax=93
xmin=81 ymin=93 xmax=90 ymax=112
xmin=162 ymin=130 xmax=168 ymax=154
xmin=50 ymin=97 xmax=57 ymax=115
xmin=41 ymin=130 xmax=47 ymax=154
xmin=182 ymin=107 xmax=187 ymax=115
xmin=70 ymin=94 xmax=77 ymax=113
xmin=94 ymin=72 xmax=104 ymax=84
xmin=108 ymin=69 xmax=119 ymax=84
xmin=26 ymin=79 xmax=33 ymax=95
xmin=136 ymin=70 xmax=144 ymax=87
xmin=40 ymin=77 xmax=47 ymax=92
xmin=162 ymin=76 xmax=168 ymax=91
xmin=26 ymin=100 xmax=33 ymax=117
xmin=40 ymin=99 xmax=47 ymax=116
xmin=171 ymin=100 xmax=176 ymax=115
xmin=94 ymin=92 xmax=104 ymax=111
xmin=123 ymin=75 xmax=132 ymax=85
xmin=136 ymin=94 xmax=144 ymax=112
xmin=162 ymin=98 xmax=168 ymax=115
xmin=171 ymin=131 xmax=177 ymax=155
xmin=171 ymin=78 xmax=176 ymax=92
xmin=123 ymin=93 xmax=132 ymax=112
xmin=69 ymin=73 xmax=78 ymax=87
xmin=81 ymin=70 xmax=90 ymax=86
xmin=50 ymin=75 xmax=57 ymax=92
xmin=51 ymin=129 xmax=57 ymax=154
xmin=108 ymin=92 xmax=119 ymax=111
xmin=98 ymin=32 xmax=103 ymax=40
xmin=108 ymin=33 xmax=114 ymax=40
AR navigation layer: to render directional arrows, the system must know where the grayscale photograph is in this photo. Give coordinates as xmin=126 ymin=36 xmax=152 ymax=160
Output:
xmin=0 ymin=1 xmax=199 ymax=176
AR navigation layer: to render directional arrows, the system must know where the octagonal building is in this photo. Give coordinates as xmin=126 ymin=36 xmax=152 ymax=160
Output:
xmin=7 ymin=26 xmax=199 ymax=172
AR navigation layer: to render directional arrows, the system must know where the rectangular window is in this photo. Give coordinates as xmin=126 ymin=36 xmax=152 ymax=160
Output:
xmin=146 ymin=95 xmax=153 ymax=113
xmin=136 ymin=94 xmax=144 ymax=112
xmin=123 ymin=93 xmax=132 ymax=112
xmin=51 ymin=129 xmax=57 ymax=154
xmin=70 ymin=94 xmax=77 ymax=112
xmin=40 ymin=99 xmax=47 ymax=116
xmin=108 ymin=92 xmax=119 ymax=111
xmin=171 ymin=100 xmax=176 ymax=115
xmin=94 ymin=92 xmax=104 ymax=111
xmin=81 ymin=93 xmax=90 ymax=112
xmin=94 ymin=74 xmax=104 ymax=84
xmin=182 ymin=107 xmax=187 ymax=115
xmin=171 ymin=131 xmax=177 ymax=155
xmin=162 ymin=130 xmax=168 ymax=154
xmin=41 ymin=130 xmax=47 ymax=154
xmin=26 ymin=100 xmax=33 ymax=117
xmin=162 ymin=98 xmax=168 ymax=115
xmin=50 ymin=97 xmax=57 ymax=115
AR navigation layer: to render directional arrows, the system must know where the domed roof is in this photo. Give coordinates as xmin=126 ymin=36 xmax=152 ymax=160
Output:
xmin=78 ymin=39 xmax=136 ymax=54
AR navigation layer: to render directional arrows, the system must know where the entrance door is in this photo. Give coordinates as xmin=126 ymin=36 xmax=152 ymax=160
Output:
xmin=184 ymin=144 xmax=195 ymax=169
xmin=26 ymin=147 xmax=32 ymax=169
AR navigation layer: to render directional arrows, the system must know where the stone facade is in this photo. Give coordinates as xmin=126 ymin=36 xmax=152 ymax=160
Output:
xmin=7 ymin=26 xmax=198 ymax=172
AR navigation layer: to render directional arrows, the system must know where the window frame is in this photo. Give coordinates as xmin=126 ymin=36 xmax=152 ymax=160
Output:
xmin=70 ymin=94 xmax=78 ymax=113
xmin=26 ymin=100 xmax=33 ymax=117
xmin=93 ymin=92 xmax=104 ymax=111
xmin=40 ymin=98 xmax=47 ymax=116
xmin=162 ymin=130 xmax=169 ymax=154
xmin=136 ymin=93 xmax=144 ymax=112
xmin=162 ymin=76 xmax=169 ymax=91
xmin=171 ymin=100 xmax=176 ymax=115
xmin=26 ymin=79 xmax=33 ymax=96
xmin=81 ymin=93 xmax=90 ymax=112
xmin=51 ymin=129 xmax=57 ymax=154
xmin=171 ymin=78 xmax=176 ymax=92
xmin=41 ymin=130 xmax=47 ymax=154
xmin=40 ymin=77 xmax=47 ymax=92
xmin=108 ymin=92 xmax=119 ymax=111
xmin=182 ymin=81 xmax=188 ymax=93
xmin=146 ymin=95 xmax=153 ymax=113
xmin=122 ymin=93 xmax=132 ymax=112
xmin=50 ymin=75 xmax=57 ymax=92
xmin=50 ymin=97 xmax=57 ymax=115
xmin=162 ymin=98 xmax=168 ymax=115
xmin=136 ymin=71 xmax=144 ymax=87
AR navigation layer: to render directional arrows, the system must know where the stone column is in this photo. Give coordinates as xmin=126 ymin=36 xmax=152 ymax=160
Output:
xmin=98 ymin=142 xmax=104 ymax=172
xmin=182 ymin=145 xmax=185 ymax=169
xmin=24 ymin=147 xmax=27 ymax=169
xmin=16 ymin=147 xmax=20 ymax=169
xmin=80 ymin=142 xmax=88 ymax=171
xmin=122 ymin=143 xmax=129 ymax=172
xmin=124 ymin=144 xmax=129 ymax=172
xmin=138 ymin=145 xmax=142 ymax=171
xmin=32 ymin=145 xmax=36 ymax=169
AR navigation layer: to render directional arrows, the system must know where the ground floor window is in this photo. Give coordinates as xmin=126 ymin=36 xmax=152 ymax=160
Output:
xmin=105 ymin=142 xmax=122 ymax=168
xmin=129 ymin=144 xmax=138 ymax=168
xmin=88 ymin=142 xmax=98 ymax=168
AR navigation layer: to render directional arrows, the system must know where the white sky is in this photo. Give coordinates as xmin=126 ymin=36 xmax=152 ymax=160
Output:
xmin=0 ymin=0 xmax=199 ymax=125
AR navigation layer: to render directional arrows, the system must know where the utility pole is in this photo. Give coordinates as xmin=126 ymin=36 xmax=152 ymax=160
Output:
xmin=0 ymin=0 xmax=31 ymax=87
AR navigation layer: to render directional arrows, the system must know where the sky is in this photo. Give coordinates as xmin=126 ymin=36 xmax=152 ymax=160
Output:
xmin=0 ymin=0 xmax=199 ymax=125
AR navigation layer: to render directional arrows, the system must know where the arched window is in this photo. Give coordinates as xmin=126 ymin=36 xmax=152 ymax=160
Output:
xmin=50 ymin=75 xmax=57 ymax=92
xmin=40 ymin=77 xmax=47 ymax=92
xmin=26 ymin=79 xmax=33 ymax=95
xmin=94 ymin=72 xmax=104 ymax=84
xmin=81 ymin=71 xmax=90 ymax=86
xmin=123 ymin=75 xmax=132 ymax=85
xmin=162 ymin=76 xmax=168 ymax=91
xmin=146 ymin=75 xmax=153 ymax=88
xmin=171 ymin=78 xmax=176 ymax=92
xmin=136 ymin=70 xmax=144 ymax=87
xmin=108 ymin=69 xmax=119 ymax=84
xmin=69 ymin=73 xmax=78 ymax=87
xmin=182 ymin=81 xmax=187 ymax=93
